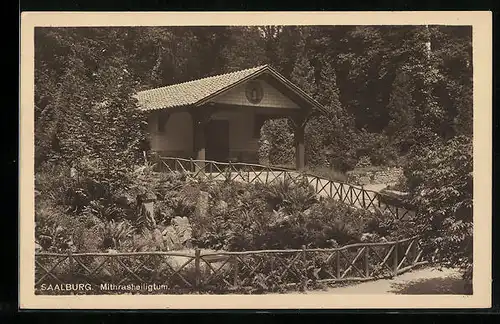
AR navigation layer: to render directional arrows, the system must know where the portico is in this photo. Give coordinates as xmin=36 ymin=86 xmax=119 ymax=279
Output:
xmin=136 ymin=65 xmax=327 ymax=170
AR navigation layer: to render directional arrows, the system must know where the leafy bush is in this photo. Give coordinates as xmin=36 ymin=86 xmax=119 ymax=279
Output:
xmin=384 ymin=180 xmax=409 ymax=192
xmin=121 ymin=228 xmax=165 ymax=252
xmin=35 ymin=162 xmax=84 ymax=209
xmin=131 ymin=169 xmax=187 ymax=200
xmin=302 ymin=166 xmax=347 ymax=183
xmin=35 ymin=197 xmax=103 ymax=253
xmin=97 ymin=219 xmax=136 ymax=250
xmin=72 ymin=223 xmax=102 ymax=252
xmin=356 ymin=130 xmax=399 ymax=167
xmin=190 ymin=178 xmax=397 ymax=251
xmin=260 ymin=119 xmax=295 ymax=166
xmin=306 ymin=115 xmax=359 ymax=172
xmin=355 ymin=156 xmax=372 ymax=168
xmin=303 ymin=199 xmax=374 ymax=246
xmin=404 ymin=135 xmax=473 ymax=276
xmin=260 ymin=178 xmax=317 ymax=214
xmin=35 ymin=212 xmax=75 ymax=253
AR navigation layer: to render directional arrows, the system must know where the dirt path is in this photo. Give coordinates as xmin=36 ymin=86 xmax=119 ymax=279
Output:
xmin=303 ymin=266 xmax=464 ymax=295
xmin=363 ymin=183 xmax=389 ymax=192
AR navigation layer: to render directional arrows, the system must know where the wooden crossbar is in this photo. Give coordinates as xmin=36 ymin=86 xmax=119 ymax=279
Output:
xmin=35 ymin=256 xmax=68 ymax=285
xmin=340 ymin=247 xmax=366 ymax=279
xmin=35 ymin=235 xmax=429 ymax=294
xmin=158 ymin=158 xmax=417 ymax=221
xmin=159 ymin=257 xmax=196 ymax=288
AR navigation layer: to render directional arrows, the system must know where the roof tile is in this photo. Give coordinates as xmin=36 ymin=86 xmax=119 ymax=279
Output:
xmin=136 ymin=65 xmax=267 ymax=111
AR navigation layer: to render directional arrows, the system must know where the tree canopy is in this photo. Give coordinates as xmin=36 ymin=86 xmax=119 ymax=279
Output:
xmin=35 ymin=25 xmax=472 ymax=170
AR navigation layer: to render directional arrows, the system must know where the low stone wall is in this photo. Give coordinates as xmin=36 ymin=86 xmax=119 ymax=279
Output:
xmin=346 ymin=167 xmax=404 ymax=186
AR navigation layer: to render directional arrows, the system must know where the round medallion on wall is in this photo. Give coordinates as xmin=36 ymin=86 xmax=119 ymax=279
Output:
xmin=245 ymin=81 xmax=264 ymax=104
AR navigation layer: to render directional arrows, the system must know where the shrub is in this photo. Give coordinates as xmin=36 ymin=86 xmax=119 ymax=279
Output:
xmin=82 ymin=199 xmax=127 ymax=222
xmin=260 ymin=178 xmax=317 ymax=214
xmin=260 ymin=118 xmax=294 ymax=166
xmin=36 ymin=156 xmax=141 ymax=219
xmin=356 ymin=131 xmax=399 ymax=167
xmin=97 ymin=219 xmax=136 ymax=250
xmin=121 ymin=228 xmax=165 ymax=252
xmin=72 ymin=224 xmax=102 ymax=252
xmin=305 ymin=114 xmax=359 ymax=172
xmin=190 ymin=178 xmax=397 ymax=251
xmin=404 ymin=135 xmax=473 ymax=275
xmin=303 ymin=166 xmax=347 ymax=183
xmin=327 ymin=151 xmax=358 ymax=173
xmin=35 ymin=196 xmax=81 ymax=253
xmin=131 ymin=169 xmax=187 ymax=200
xmin=304 ymin=199 xmax=373 ymax=245
xmin=355 ymin=156 xmax=372 ymax=168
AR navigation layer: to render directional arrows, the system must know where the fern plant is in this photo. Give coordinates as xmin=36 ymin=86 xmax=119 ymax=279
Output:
xmin=98 ymin=219 xmax=135 ymax=250
xmin=264 ymin=178 xmax=317 ymax=213
xmin=83 ymin=199 xmax=123 ymax=221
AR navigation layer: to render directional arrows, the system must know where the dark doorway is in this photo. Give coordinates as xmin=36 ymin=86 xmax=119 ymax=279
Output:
xmin=206 ymin=119 xmax=230 ymax=162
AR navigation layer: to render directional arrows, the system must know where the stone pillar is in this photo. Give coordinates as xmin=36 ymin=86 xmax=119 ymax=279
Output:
xmin=294 ymin=125 xmax=305 ymax=170
xmin=193 ymin=118 xmax=206 ymax=161
xmin=138 ymin=192 xmax=157 ymax=230
xmin=291 ymin=112 xmax=309 ymax=171
xmin=190 ymin=109 xmax=212 ymax=172
xmin=156 ymin=110 xmax=170 ymax=133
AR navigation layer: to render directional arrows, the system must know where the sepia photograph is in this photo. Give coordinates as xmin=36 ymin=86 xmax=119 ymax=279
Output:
xmin=19 ymin=12 xmax=492 ymax=309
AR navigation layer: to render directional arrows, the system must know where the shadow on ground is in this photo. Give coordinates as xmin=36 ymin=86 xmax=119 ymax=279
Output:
xmin=389 ymin=277 xmax=472 ymax=295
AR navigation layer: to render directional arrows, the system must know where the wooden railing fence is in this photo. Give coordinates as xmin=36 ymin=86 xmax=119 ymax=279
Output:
xmin=156 ymin=157 xmax=416 ymax=221
xmin=35 ymin=236 xmax=428 ymax=294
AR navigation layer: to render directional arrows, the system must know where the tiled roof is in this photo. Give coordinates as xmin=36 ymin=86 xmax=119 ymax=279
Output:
xmin=135 ymin=64 xmax=328 ymax=115
xmin=135 ymin=65 xmax=268 ymax=111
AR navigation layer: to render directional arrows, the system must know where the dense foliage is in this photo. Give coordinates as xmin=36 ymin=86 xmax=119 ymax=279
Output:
xmin=404 ymin=136 xmax=473 ymax=278
xmin=35 ymin=26 xmax=472 ymax=172
xmin=36 ymin=165 xmax=409 ymax=255
xmin=34 ymin=26 xmax=474 ymax=286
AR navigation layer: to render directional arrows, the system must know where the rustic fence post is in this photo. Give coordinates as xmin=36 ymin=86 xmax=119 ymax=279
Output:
xmin=194 ymin=248 xmax=201 ymax=292
xmin=361 ymin=186 xmax=366 ymax=209
xmin=393 ymin=241 xmax=399 ymax=277
xmin=228 ymin=160 xmax=232 ymax=181
xmin=301 ymin=245 xmax=307 ymax=292
xmin=406 ymin=239 xmax=412 ymax=267
xmin=189 ymin=158 xmax=194 ymax=174
xmin=109 ymin=254 xmax=115 ymax=285
xmin=233 ymin=257 xmax=239 ymax=288
xmin=364 ymin=246 xmax=370 ymax=278
xmin=336 ymin=250 xmax=341 ymax=279
xmin=68 ymin=250 xmax=74 ymax=275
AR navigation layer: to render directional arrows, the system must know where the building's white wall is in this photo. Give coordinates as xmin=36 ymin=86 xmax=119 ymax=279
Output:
xmin=210 ymin=109 xmax=258 ymax=161
xmin=148 ymin=111 xmax=193 ymax=156
xmin=212 ymin=79 xmax=300 ymax=109
xmin=148 ymin=109 xmax=258 ymax=161
xmin=148 ymin=79 xmax=299 ymax=161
